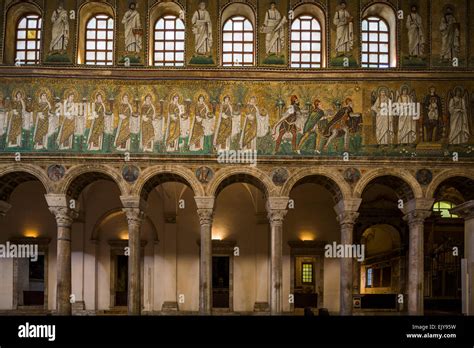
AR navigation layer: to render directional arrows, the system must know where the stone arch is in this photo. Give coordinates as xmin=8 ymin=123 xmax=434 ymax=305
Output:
xmin=426 ymin=169 xmax=474 ymax=201
xmin=281 ymin=167 xmax=351 ymax=202
xmin=207 ymin=167 xmax=276 ymax=197
xmin=90 ymin=207 xmax=159 ymax=242
xmin=0 ymin=164 xmax=52 ymax=202
xmin=135 ymin=165 xmax=205 ymax=201
xmin=354 ymin=168 xmax=422 ymax=201
xmin=60 ymin=165 xmax=127 ymax=199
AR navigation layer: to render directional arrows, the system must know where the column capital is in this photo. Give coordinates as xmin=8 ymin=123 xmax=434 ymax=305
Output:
xmin=45 ymin=194 xmax=78 ymax=227
xmin=450 ymin=200 xmax=474 ymax=221
xmin=266 ymin=197 xmax=289 ymax=226
xmin=197 ymin=208 xmax=213 ymax=226
xmin=120 ymin=195 xmax=147 ymax=211
xmin=401 ymin=198 xmax=434 ymax=227
xmin=334 ymin=198 xmax=361 ymax=226
xmin=0 ymin=200 xmax=12 ymax=217
xmin=194 ymin=196 xmax=215 ymax=210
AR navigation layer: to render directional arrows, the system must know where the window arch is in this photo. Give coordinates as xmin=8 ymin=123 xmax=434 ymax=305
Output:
xmin=361 ymin=3 xmax=397 ymax=68
xmin=361 ymin=16 xmax=389 ymax=68
xmin=290 ymin=15 xmax=322 ymax=68
xmin=77 ymin=1 xmax=115 ymax=65
xmin=153 ymin=15 xmax=185 ymax=67
xmin=15 ymin=14 xmax=42 ymax=65
xmin=4 ymin=2 xmax=43 ymax=65
xmin=222 ymin=16 xmax=254 ymax=66
xmin=221 ymin=3 xmax=256 ymax=67
xmin=290 ymin=4 xmax=326 ymax=68
xmin=84 ymin=14 xmax=114 ymax=65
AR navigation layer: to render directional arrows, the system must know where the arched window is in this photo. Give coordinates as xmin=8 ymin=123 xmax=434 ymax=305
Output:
xmin=361 ymin=16 xmax=389 ymax=68
xmin=153 ymin=15 xmax=185 ymax=67
xmin=15 ymin=14 xmax=42 ymax=65
xmin=222 ymin=16 xmax=254 ymax=66
xmin=85 ymin=14 xmax=114 ymax=65
xmin=290 ymin=15 xmax=322 ymax=68
xmin=433 ymin=201 xmax=459 ymax=219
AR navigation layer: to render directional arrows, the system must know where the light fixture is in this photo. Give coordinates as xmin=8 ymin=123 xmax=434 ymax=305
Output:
xmin=23 ymin=229 xmax=39 ymax=238
xmin=119 ymin=231 xmax=129 ymax=241
xmin=299 ymin=231 xmax=316 ymax=242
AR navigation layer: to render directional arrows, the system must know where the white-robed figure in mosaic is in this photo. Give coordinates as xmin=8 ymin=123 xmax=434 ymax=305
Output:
xmin=261 ymin=2 xmax=287 ymax=56
xmin=0 ymin=95 xmax=6 ymax=137
xmin=114 ymin=94 xmax=133 ymax=151
xmin=333 ymin=0 xmax=353 ymax=55
xmin=87 ymin=92 xmax=107 ymax=151
xmin=140 ymin=94 xmax=156 ymax=152
xmin=214 ymin=95 xmax=239 ymax=151
xmin=406 ymin=5 xmax=424 ymax=57
xmin=448 ymin=87 xmax=470 ymax=145
xmin=440 ymin=5 xmax=460 ymax=61
xmin=165 ymin=94 xmax=183 ymax=152
xmin=50 ymin=1 xmax=69 ymax=52
xmin=189 ymin=95 xmax=210 ymax=152
xmin=371 ymin=87 xmax=394 ymax=145
xmin=7 ymin=90 xmax=30 ymax=148
xmin=192 ymin=2 xmax=213 ymax=56
xmin=122 ymin=1 xmax=142 ymax=53
xmin=240 ymin=96 xmax=260 ymax=151
xmin=397 ymin=86 xmax=418 ymax=145
xmin=153 ymin=102 xmax=165 ymax=145
xmin=33 ymin=90 xmax=53 ymax=150
xmin=57 ymin=90 xmax=78 ymax=150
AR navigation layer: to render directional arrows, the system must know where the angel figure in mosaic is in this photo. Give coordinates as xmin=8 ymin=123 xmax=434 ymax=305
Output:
xmin=396 ymin=85 xmax=418 ymax=145
xmin=371 ymin=87 xmax=395 ymax=146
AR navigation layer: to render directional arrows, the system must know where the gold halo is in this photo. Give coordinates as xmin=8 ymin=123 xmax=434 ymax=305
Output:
xmin=91 ymin=89 xmax=106 ymax=102
xmin=12 ymin=88 xmax=26 ymax=100
xmin=119 ymin=91 xmax=132 ymax=103
xmin=168 ymin=90 xmax=182 ymax=103
xmin=36 ymin=87 xmax=53 ymax=102
xmin=141 ymin=89 xmax=156 ymax=104
xmin=63 ymin=88 xmax=79 ymax=101
xmin=193 ymin=89 xmax=210 ymax=104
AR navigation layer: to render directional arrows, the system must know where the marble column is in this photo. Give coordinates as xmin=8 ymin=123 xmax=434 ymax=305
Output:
xmin=266 ymin=197 xmax=289 ymax=315
xmin=195 ymin=196 xmax=215 ymax=315
xmin=334 ymin=199 xmax=361 ymax=316
xmin=121 ymin=196 xmax=146 ymax=316
xmin=45 ymin=194 xmax=77 ymax=316
xmin=402 ymin=198 xmax=433 ymax=315
xmin=451 ymin=200 xmax=474 ymax=315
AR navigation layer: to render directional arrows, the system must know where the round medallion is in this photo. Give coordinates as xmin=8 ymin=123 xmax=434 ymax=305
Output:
xmin=122 ymin=165 xmax=140 ymax=183
xmin=343 ymin=168 xmax=361 ymax=184
xmin=195 ymin=166 xmax=214 ymax=184
xmin=272 ymin=168 xmax=289 ymax=186
xmin=416 ymin=169 xmax=433 ymax=186
xmin=47 ymin=165 xmax=66 ymax=182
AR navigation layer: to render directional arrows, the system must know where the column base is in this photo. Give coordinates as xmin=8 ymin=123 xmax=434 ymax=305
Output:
xmin=162 ymin=301 xmax=179 ymax=312
xmin=254 ymin=302 xmax=270 ymax=313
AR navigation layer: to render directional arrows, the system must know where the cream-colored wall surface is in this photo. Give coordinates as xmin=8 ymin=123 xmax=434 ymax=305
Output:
xmin=0 ymin=258 xmax=13 ymax=309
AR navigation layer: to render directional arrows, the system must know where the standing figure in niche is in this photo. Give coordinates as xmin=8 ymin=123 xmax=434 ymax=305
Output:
xmin=333 ymin=0 xmax=353 ymax=56
xmin=34 ymin=90 xmax=53 ymax=150
xmin=87 ymin=92 xmax=107 ymax=151
xmin=440 ymin=5 xmax=460 ymax=62
xmin=115 ymin=94 xmax=133 ymax=151
xmin=122 ymin=2 xmax=143 ymax=53
xmin=50 ymin=1 xmax=69 ymax=52
xmin=192 ymin=2 xmax=213 ymax=56
xmin=406 ymin=5 xmax=424 ymax=58
xmin=261 ymin=2 xmax=286 ymax=56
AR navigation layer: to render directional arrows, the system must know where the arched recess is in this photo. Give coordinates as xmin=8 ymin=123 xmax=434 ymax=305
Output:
xmin=77 ymin=1 xmax=115 ymax=64
xmin=361 ymin=2 xmax=397 ymax=68
xmin=60 ymin=165 xmax=127 ymax=199
xmin=148 ymin=1 xmax=184 ymax=66
xmin=136 ymin=166 xmax=204 ymax=200
xmin=282 ymin=168 xmax=351 ymax=203
xmin=208 ymin=167 xmax=275 ymax=198
xmin=354 ymin=168 xmax=422 ymax=202
xmin=426 ymin=170 xmax=474 ymax=201
xmin=4 ymin=1 xmax=43 ymax=65
xmin=291 ymin=2 xmax=327 ymax=68
xmin=0 ymin=165 xmax=51 ymax=202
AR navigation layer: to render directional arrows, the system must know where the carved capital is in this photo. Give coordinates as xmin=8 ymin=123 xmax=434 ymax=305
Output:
xmin=197 ymin=208 xmax=213 ymax=226
xmin=123 ymin=207 xmax=145 ymax=227
xmin=49 ymin=206 xmax=77 ymax=228
xmin=403 ymin=210 xmax=432 ymax=228
xmin=194 ymin=196 xmax=215 ymax=210
xmin=450 ymin=200 xmax=474 ymax=221
xmin=267 ymin=209 xmax=287 ymax=226
xmin=336 ymin=211 xmax=360 ymax=227
xmin=0 ymin=200 xmax=12 ymax=217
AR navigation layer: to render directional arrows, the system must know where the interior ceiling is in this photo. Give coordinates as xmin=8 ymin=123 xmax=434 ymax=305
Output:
xmin=362 ymin=176 xmax=414 ymax=203
xmin=434 ymin=177 xmax=474 ymax=202
xmin=67 ymin=172 xmax=114 ymax=200
xmin=142 ymin=174 xmax=191 ymax=201
xmin=292 ymin=175 xmax=343 ymax=203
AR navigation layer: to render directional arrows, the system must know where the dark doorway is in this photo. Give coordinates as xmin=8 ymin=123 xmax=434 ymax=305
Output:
xmin=21 ymin=255 xmax=45 ymax=306
xmin=115 ymin=255 xmax=128 ymax=307
xmin=212 ymin=256 xmax=230 ymax=309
